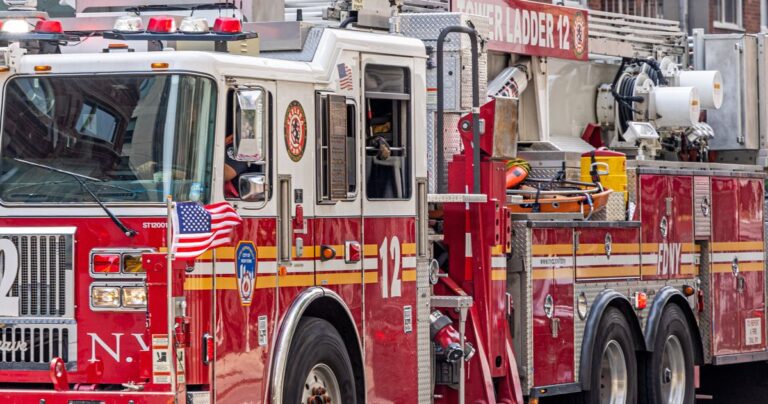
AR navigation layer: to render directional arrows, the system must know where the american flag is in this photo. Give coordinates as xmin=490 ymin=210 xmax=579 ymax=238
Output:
xmin=338 ymin=63 xmax=353 ymax=91
xmin=172 ymin=201 xmax=242 ymax=259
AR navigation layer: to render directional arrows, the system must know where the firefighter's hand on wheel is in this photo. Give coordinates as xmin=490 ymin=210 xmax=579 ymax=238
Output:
xmin=135 ymin=161 xmax=186 ymax=182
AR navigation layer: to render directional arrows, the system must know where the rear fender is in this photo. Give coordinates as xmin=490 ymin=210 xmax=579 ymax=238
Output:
xmin=579 ymin=289 xmax=645 ymax=391
xmin=644 ymin=286 xmax=703 ymax=364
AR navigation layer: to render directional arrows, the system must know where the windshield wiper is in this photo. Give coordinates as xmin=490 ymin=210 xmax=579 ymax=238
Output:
xmin=14 ymin=158 xmax=138 ymax=238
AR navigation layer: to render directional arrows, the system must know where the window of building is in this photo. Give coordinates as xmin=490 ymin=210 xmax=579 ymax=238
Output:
xmin=364 ymin=65 xmax=412 ymax=200
xmin=317 ymin=93 xmax=357 ymax=202
xmin=600 ymin=0 xmax=663 ymax=18
xmin=714 ymin=0 xmax=743 ymax=29
xmin=762 ymin=0 xmax=768 ymax=31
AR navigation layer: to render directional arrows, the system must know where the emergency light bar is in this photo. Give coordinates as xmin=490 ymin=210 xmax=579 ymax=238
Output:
xmin=0 ymin=17 xmax=78 ymax=42
xmin=105 ymin=16 xmax=254 ymax=41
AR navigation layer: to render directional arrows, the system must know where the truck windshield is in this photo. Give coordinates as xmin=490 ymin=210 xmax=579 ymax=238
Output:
xmin=0 ymin=74 xmax=216 ymax=204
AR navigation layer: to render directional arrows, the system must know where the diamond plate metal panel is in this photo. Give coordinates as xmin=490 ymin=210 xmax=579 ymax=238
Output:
xmin=572 ymin=278 xmax=696 ymax=383
xmin=428 ymin=113 xmax=463 ymax=192
xmin=262 ymin=27 xmax=324 ymax=62
xmin=694 ymin=177 xmax=712 ymax=240
xmin=699 ymin=242 xmax=712 ymax=363
xmin=509 ymin=222 xmax=532 ymax=391
xmin=399 ymin=13 xmax=489 ymax=193
xmin=416 ymin=258 xmax=432 ymax=403
xmin=600 ymin=192 xmax=626 ymax=221
xmin=526 ymin=168 xmax=581 ymax=187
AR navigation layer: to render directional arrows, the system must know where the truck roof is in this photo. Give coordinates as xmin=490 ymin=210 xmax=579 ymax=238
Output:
xmin=13 ymin=27 xmax=427 ymax=83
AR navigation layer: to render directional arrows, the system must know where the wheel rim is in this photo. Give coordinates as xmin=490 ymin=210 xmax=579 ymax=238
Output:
xmin=599 ymin=340 xmax=628 ymax=404
xmin=302 ymin=363 xmax=342 ymax=404
xmin=660 ymin=335 xmax=686 ymax=404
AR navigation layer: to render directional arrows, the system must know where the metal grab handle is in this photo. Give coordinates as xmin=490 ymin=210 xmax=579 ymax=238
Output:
xmin=591 ymin=162 xmax=610 ymax=176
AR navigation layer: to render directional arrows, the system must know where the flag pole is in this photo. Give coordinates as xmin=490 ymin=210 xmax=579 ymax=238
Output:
xmin=166 ymin=195 xmax=177 ymax=396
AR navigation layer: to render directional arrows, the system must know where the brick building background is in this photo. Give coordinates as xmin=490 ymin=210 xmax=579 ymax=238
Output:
xmin=574 ymin=0 xmax=767 ymax=34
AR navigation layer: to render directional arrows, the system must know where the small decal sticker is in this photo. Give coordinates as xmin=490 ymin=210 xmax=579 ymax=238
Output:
xmin=403 ymin=305 xmax=413 ymax=334
xmin=745 ymin=317 xmax=762 ymax=346
xmin=284 ymin=100 xmax=307 ymax=162
xmin=151 ymin=334 xmax=171 ymax=385
xmin=605 ymin=233 xmax=612 ymax=259
xmin=236 ymin=241 xmax=257 ymax=306
xmin=258 ymin=315 xmax=268 ymax=346
xmin=337 ymin=63 xmax=354 ymax=91
xmin=176 ymin=348 xmax=186 ymax=384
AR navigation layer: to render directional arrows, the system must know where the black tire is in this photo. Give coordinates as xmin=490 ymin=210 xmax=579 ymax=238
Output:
xmin=583 ymin=307 xmax=638 ymax=404
xmin=283 ymin=317 xmax=357 ymax=404
xmin=641 ymin=304 xmax=695 ymax=404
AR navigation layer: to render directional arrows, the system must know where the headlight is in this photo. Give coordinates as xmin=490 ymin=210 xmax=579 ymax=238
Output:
xmin=577 ymin=292 xmax=589 ymax=320
xmin=121 ymin=286 xmax=147 ymax=308
xmin=122 ymin=254 xmax=145 ymax=274
xmin=91 ymin=286 xmax=121 ymax=308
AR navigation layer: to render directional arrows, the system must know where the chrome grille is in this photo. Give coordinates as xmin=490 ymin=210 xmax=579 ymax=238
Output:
xmin=2 ymin=234 xmax=72 ymax=317
xmin=0 ymin=228 xmax=76 ymax=370
xmin=0 ymin=323 xmax=75 ymax=370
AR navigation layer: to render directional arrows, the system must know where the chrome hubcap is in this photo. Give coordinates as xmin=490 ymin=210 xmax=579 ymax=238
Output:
xmin=302 ymin=363 xmax=342 ymax=404
xmin=660 ymin=335 xmax=686 ymax=404
xmin=599 ymin=340 xmax=628 ymax=404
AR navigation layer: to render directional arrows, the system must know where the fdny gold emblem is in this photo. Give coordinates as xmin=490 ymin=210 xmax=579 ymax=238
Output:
xmin=284 ymin=100 xmax=307 ymax=162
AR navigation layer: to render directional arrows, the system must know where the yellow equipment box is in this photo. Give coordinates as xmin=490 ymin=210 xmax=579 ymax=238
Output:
xmin=580 ymin=149 xmax=627 ymax=203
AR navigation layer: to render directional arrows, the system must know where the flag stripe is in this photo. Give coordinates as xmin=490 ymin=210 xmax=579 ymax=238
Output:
xmin=172 ymin=201 xmax=242 ymax=259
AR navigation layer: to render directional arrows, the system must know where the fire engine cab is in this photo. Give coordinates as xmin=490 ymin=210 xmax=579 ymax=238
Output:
xmin=0 ymin=0 xmax=764 ymax=403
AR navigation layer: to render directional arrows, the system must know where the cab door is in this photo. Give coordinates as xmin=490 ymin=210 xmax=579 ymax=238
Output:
xmin=360 ymin=55 xmax=419 ymax=402
xmin=212 ymin=80 xmax=282 ymax=402
xmin=274 ymin=80 xmax=316 ymax=296
xmin=313 ymin=73 xmax=364 ymax=328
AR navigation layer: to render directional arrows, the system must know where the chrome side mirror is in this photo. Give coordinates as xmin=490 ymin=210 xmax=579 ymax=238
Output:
xmin=234 ymin=88 xmax=266 ymax=163
xmin=239 ymin=173 xmax=267 ymax=202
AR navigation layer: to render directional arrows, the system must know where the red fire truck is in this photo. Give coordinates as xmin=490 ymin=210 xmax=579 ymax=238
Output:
xmin=0 ymin=0 xmax=763 ymax=403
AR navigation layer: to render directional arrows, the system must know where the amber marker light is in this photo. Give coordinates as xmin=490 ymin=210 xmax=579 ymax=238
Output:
xmin=151 ymin=62 xmax=169 ymax=69
xmin=682 ymin=284 xmax=695 ymax=297
xmin=34 ymin=65 xmax=52 ymax=72
xmin=320 ymin=245 xmax=336 ymax=262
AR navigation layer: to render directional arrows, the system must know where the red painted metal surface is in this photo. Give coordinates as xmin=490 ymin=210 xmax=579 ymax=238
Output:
xmin=639 ymin=174 xmax=694 ymax=280
xmin=736 ymin=178 xmax=766 ymax=354
xmin=363 ymin=216 xmax=418 ymax=403
xmin=710 ymin=177 xmax=741 ymax=356
xmin=531 ymin=228 xmax=575 ymax=387
xmin=209 ymin=217 xmax=278 ymax=403
xmin=710 ymin=177 xmax=766 ymax=357
xmin=669 ymin=175 xmax=694 ymax=280
xmin=575 ymin=227 xmax=640 ymax=281
xmin=451 ymin=0 xmax=589 ymax=61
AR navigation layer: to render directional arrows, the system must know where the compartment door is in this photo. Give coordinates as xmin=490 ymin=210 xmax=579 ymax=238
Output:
xmin=736 ymin=178 xmax=766 ymax=353
xmin=710 ymin=177 xmax=741 ymax=356
xmin=639 ymin=174 xmax=669 ymax=280
xmin=531 ymin=228 xmax=575 ymax=386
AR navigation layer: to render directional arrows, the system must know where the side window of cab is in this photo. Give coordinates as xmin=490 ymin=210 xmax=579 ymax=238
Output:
xmin=316 ymin=93 xmax=357 ymax=202
xmin=224 ymin=88 xmax=272 ymax=204
xmin=364 ymin=65 xmax=412 ymax=200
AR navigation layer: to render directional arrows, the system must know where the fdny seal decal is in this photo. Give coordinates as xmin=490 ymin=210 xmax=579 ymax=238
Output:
xmin=573 ymin=11 xmax=587 ymax=58
xmin=284 ymin=100 xmax=307 ymax=162
xmin=236 ymin=241 xmax=257 ymax=306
